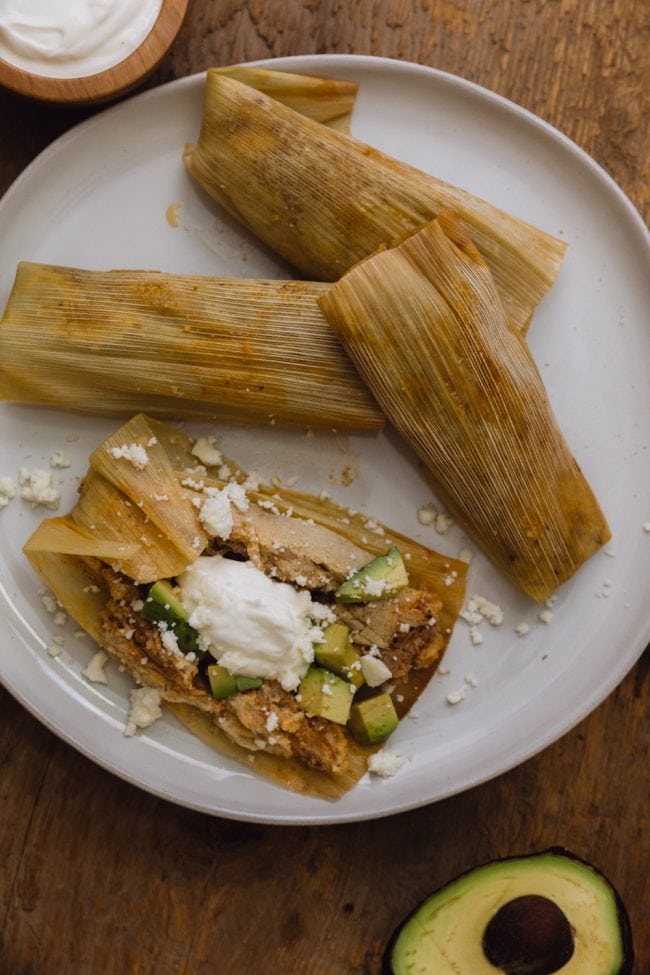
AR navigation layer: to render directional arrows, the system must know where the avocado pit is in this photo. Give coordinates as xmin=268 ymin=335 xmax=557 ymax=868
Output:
xmin=482 ymin=894 xmax=575 ymax=975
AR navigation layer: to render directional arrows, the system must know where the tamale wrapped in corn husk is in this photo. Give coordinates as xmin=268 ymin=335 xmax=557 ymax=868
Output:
xmin=318 ymin=212 xmax=610 ymax=602
xmin=24 ymin=415 xmax=467 ymax=799
xmin=184 ymin=72 xmax=567 ymax=334
xmin=211 ymin=65 xmax=357 ymax=132
xmin=0 ymin=262 xmax=382 ymax=430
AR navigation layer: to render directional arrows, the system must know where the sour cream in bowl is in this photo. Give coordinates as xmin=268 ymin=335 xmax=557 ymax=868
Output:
xmin=0 ymin=0 xmax=188 ymax=103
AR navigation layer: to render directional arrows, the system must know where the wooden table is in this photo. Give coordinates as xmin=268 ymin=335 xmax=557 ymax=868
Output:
xmin=1 ymin=2 xmax=648 ymax=972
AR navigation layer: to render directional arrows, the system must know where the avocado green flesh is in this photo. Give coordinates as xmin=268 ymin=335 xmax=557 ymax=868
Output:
xmin=390 ymin=853 xmax=626 ymax=975
xmin=314 ymin=623 xmax=364 ymax=688
xmin=208 ymin=666 xmax=264 ymax=699
xmin=143 ymin=580 xmax=201 ymax=655
xmin=335 ymin=546 xmax=408 ymax=604
xmin=298 ymin=666 xmax=355 ymax=724
xmin=348 ymin=692 xmax=398 ymax=744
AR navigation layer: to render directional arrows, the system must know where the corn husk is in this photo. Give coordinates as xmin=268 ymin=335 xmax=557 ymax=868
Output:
xmin=0 ymin=262 xmax=381 ymax=430
xmin=211 ymin=65 xmax=357 ymax=132
xmin=184 ymin=72 xmax=567 ymax=334
xmin=24 ymin=415 xmax=467 ymax=798
xmin=318 ymin=212 xmax=610 ymax=602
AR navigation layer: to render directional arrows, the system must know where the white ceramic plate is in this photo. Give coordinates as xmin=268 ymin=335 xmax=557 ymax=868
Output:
xmin=1 ymin=55 xmax=648 ymax=824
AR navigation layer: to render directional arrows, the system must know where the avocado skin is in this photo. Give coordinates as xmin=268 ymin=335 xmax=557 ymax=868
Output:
xmin=382 ymin=848 xmax=634 ymax=975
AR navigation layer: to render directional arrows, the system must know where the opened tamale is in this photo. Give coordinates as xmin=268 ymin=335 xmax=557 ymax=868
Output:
xmin=24 ymin=415 xmax=467 ymax=799
xmin=318 ymin=211 xmax=610 ymax=602
xmin=0 ymin=262 xmax=382 ymax=430
xmin=184 ymin=72 xmax=567 ymax=334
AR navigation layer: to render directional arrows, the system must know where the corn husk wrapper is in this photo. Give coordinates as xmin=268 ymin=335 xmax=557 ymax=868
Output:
xmin=211 ymin=65 xmax=357 ymax=132
xmin=0 ymin=263 xmax=381 ymax=430
xmin=184 ymin=72 xmax=567 ymax=334
xmin=24 ymin=415 xmax=466 ymax=799
xmin=318 ymin=212 xmax=610 ymax=602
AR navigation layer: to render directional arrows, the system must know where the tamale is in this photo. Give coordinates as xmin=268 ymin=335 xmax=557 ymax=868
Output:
xmin=0 ymin=262 xmax=382 ymax=430
xmin=24 ymin=415 xmax=467 ymax=798
xmin=318 ymin=211 xmax=610 ymax=602
xmin=210 ymin=65 xmax=357 ymax=132
xmin=184 ymin=72 xmax=567 ymax=334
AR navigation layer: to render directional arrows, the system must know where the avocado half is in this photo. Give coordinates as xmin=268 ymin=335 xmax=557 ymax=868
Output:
xmin=384 ymin=849 xmax=634 ymax=975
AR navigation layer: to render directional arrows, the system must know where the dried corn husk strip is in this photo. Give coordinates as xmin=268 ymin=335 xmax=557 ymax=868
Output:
xmin=318 ymin=213 xmax=610 ymax=602
xmin=211 ymin=65 xmax=357 ymax=132
xmin=184 ymin=73 xmax=567 ymax=334
xmin=0 ymin=263 xmax=382 ymax=430
xmin=23 ymin=516 xmax=140 ymax=563
xmin=88 ymin=414 xmax=206 ymax=568
xmin=23 ymin=550 xmax=108 ymax=643
xmin=71 ymin=470 xmax=198 ymax=583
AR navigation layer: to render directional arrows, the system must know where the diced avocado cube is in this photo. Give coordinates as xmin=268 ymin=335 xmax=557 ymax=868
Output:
xmin=142 ymin=580 xmax=203 ymax=657
xmin=173 ymin=620 xmax=201 ymax=655
xmin=143 ymin=579 xmax=188 ymax=624
xmin=234 ymin=675 xmax=264 ymax=691
xmin=314 ymin=623 xmax=365 ymax=688
xmin=298 ymin=666 xmax=355 ymax=725
xmin=208 ymin=664 xmax=238 ymax=700
xmin=348 ymin=692 xmax=399 ymax=744
xmin=335 ymin=546 xmax=409 ymax=604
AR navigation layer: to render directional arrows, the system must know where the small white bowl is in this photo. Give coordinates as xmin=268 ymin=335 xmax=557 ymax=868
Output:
xmin=0 ymin=0 xmax=189 ymax=105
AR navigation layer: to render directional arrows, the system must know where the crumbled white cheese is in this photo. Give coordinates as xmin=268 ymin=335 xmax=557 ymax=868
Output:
xmin=295 ymin=574 xmax=308 ymax=588
xmin=83 ymin=649 xmax=109 ymax=684
xmin=367 ymin=748 xmax=405 ymax=778
xmin=159 ymin=628 xmax=181 ymax=655
xmin=417 ymin=504 xmax=436 ymax=526
xmin=47 ymin=637 xmax=65 ymax=657
xmin=446 ymin=686 xmax=467 ymax=705
xmin=515 ymin=622 xmax=530 ymax=637
xmin=243 ymin=471 xmax=262 ymax=492
xmin=200 ymin=481 xmax=251 ymax=540
xmin=181 ymin=476 xmax=204 ymax=491
xmin=643 ymin=522 xmax=650 ymax=533
xmin=464 ymin=673 xmax=479 ymax=687
xmin=123 ymin=687 xmax=162 ymax=737
xmin=360 ymin=655 xmax=392 ymax=687
xmin=538 ymin=609 xmax=553 ymax=624
xmin=435 ymin=513 xmax=453 ymax=534
xmin=18 ymin=468 xmax=61 ymax=509
xmin=399 ymin=622 xmax=411 ymax=633
xmin=265 ymin=712 xmax=279 ymax=733
xmin=458 ymin=548 xmax=473 ymax=564
xmin=49 ymin=450 xmax=71 ymax=469
xmin=40 ymin=592 xmax=59 ymax=614
xmin=109 ymin=443 xmax=148 ymax=470
xmin=469 ymin=626 xmax=483 ymax=646
xmin=191 ymin=436 xmax=222 ymax=467
xmin=461 ymin=594 xmax=504 ymax=627
xmin=54 ymin=611 xmax=67 ymax=626
xmin=363 ymin=577 xmax=387 ymax=598
xmin=0 ymin=476 xmax=17 ymax=509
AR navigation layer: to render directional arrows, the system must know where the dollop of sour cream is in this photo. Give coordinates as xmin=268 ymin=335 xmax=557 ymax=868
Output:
xmin=179 ymin=556 xmax=334 ymax=693
xmin=0 ymin=0 xmax=162 ymax=79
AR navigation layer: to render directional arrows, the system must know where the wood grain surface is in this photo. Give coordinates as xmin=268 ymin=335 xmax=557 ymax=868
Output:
xmin=1 ymin=2 xmax=648 ymax=973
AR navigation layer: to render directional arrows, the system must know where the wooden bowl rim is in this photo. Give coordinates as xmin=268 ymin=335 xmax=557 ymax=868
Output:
xmin=0 ymin=0 xmax=189 ymax=104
